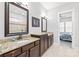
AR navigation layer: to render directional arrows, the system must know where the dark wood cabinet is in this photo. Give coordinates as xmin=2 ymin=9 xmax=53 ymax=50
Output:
xmin=44 ymin=36 xmax=48 ymax=51
xmin=22 ymin=43 xmax=34 ymax=52
xmin=35 ymin=40 xmax=39 ymax=46
xmin=40 ymin=36 xmax=45 ymax=56
xmin=29 ymin=45 xmax=39 ymax=57
xmin=0 ymin=55 xmax=3 ymax=57
xmin=4 ymin=48 xmax=21 ymax=57
xmin=31 ymin=33 xmax=54 ymax=56
xmin=18 ymin=51 xmax=28 ymax=57
xmin=31 ymin=34 xmax=48 ymax=56
xmin=29 ymin=40 xmax=40 ymax=57
xmin=50 ymin=35 xmax=53 ymax=45
xmin=48 ymin=34 xmax=53 ymax=48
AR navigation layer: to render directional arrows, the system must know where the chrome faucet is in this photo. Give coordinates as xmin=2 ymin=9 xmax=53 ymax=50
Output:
xmin=17 ymin=34 xmax=22 ymax=40
xmin=17 ymin=30 xmax=24 ymax=40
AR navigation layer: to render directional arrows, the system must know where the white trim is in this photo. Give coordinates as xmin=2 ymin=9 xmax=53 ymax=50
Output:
xmin=58 ymin=9 xmax=73 ymax=14
xmin=72 ymin=9 xmax=75 ymax=48
xmin=57 ymin=11 xmax=61 ymax=45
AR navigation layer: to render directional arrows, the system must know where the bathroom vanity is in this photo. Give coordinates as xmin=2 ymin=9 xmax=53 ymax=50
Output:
xmin=0 ymin=2 xmax=54 ymax=57
xmin=31 ymin=32 xmax=53 ymax=56
xmin=0 ymin=36 xmax=40 ymax=57
xmin=0 ymin=32 xmax=53 ymax=57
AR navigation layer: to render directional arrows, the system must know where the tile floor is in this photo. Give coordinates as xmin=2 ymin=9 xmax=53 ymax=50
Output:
xmin=60 ymin=40 xmax=72 ymax=48
xmin=42 ymin=41 xmax=79 ymax=57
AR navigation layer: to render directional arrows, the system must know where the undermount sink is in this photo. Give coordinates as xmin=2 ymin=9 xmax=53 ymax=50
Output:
xmin=10 ymin=37 xmax=30 ymax=43
xmin=0 ymin=45 xmax=8 ymax=51
xmin=15 ymin=40 xmax=30 ymax=44
xmin=0 ymin=42 xmax=11 ymax=51
xmin=0 ymin=38 xmax=30 ymax=52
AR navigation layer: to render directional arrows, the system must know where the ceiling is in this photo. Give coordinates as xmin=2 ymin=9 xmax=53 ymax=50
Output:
xmin=41 ymin=2 xmax=69 ymax=10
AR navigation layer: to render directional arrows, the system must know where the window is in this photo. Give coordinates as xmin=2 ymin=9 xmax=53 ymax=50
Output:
xmin=60 ymin=22 xmax=64 ymax=32
xmin=60 ymin=21 xmax=72 ymax=32
xmin=66 ymin=21 xmax=72 ymax=32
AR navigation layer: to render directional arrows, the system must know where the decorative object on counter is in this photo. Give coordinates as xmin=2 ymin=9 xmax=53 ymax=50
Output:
xmin=41 ymin=17 xmax=47 ymax=32
xmin=32 ymin=17 xmax=40 ymax=27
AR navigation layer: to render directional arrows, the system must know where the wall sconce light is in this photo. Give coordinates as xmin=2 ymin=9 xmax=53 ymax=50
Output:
xmin=15 ymin=2 xmax=28 ymax=9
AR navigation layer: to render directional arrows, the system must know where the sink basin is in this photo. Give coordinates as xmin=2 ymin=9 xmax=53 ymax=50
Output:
xmin=0 ymin=43 xmax=8 ymax=52
xmin=0 ymin=41 xmax=15 ymax=50
xmin=0 ymin=39 xmax=30 ymax=53
xmin=0 ymin=38 xmax=30 ymax=52
xmin=15 ymin=40 xmax=30 ymax=44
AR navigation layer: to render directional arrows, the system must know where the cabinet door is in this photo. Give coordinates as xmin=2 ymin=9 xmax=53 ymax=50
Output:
xmin=30 ymin=45 xmax=39 ymax=57
xmin=47 ymin=36 xmax=50 ymax=48
xmin=44 ymin=36 xmax=48 ymax=50
xmin=22 ymin=43 xmax=34 ymax=52
xmin=40 ymin=34 xmax=48 ymax=56
xmin=50 ymin=35 xmax=53 ymax=46
xmin=18 ymin=51 xmax=28 ymax=57
xmin=0 ymin=55 xmax=3 ymax=57
xmin=35 ymin=40 xmax=39 ymax=46
xmin=40 ymin=36 xmax=45 ymax=56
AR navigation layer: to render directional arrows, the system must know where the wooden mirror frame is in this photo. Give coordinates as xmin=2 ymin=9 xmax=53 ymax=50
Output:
xmin=32 ymin=16 xmax=40 ymax=27
xmin=5 ymin=2 xmax=29 ymax=37
xmin=41 ymin=17 xmax=47 ymax=32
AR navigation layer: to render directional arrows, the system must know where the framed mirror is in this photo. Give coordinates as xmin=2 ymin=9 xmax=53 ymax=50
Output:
xmin=5 ymin=2 xmax=29 ymax=36
xmin=41 ymin=17 xmax=47 ymax=32
xmin=32 ymin=17 xmax=40 ymax=27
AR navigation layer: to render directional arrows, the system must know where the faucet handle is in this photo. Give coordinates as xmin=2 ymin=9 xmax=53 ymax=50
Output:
xmin=17 ymin=34 xmax=22 ymax=40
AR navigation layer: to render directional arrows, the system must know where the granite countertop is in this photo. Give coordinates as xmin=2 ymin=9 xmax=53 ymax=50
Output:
xmin=47 ymin=32 xmax=53 ymax=36
xmin=31 ymin=32 xmax=47 ymax=36
xmin=0 ymin=36 xmax=40 ymax=55
xmin=0 ymin=32 xmax=53 ymax=55
xmin=31 ymin=32 xmax=53 ymax=36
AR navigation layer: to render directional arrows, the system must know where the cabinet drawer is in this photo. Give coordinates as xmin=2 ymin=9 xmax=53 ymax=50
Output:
xmin=30 ymin=45 xmax=39 ymax=57
xmin=4 ymin=48 xmax=21 ymax=57
xmin=0 ymin=55 xmax=3 ymax=57
xmin=22 ymin=43 xmax=34 ymax=52
xmin=35 ymin=40 xmax=39 ymax=46
xmin=18 ymin=52 xmax=28 ymax=57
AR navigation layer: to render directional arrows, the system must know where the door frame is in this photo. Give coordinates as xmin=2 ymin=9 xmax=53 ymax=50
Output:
xmin=58 ymin=9 xmax=74 ymax=47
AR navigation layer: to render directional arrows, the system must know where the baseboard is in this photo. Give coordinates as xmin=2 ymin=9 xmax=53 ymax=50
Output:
xmin=60 ymin=40 xmax=72 ymax=42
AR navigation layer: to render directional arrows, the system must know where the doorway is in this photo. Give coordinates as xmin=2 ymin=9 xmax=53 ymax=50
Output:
xmin=58 ymin=10 xmax=73 ymax=48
